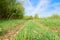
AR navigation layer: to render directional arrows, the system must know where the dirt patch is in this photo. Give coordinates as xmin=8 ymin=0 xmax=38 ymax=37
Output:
xmin=0 ymin=23 xmax=25 ymax=40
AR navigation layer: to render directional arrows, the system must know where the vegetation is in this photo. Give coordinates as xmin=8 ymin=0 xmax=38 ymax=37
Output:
xmin=0 ymin=20 xmax=26 ymax=36
xmin=0 ymin=0 xmax=24 ymax=19
xmin=13 ymin=20 xmax=60 ymax=40
xmin=34 ymin=14 xmax=39 ymax=19
xmin=39 ymin=19 xmax=60 ymax=29
xmin=0 ymin=0 xmax=60 ymax=40
xmin=24 ymin=16 xmax=33 ymax=20
xmin=46 ymin=14 xmax=60 ymax=19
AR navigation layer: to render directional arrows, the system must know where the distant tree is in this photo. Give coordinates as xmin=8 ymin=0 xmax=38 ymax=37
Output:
xmin=24 ymin=16 xmax=33 ymax=20
xmin=48 ymin=14 xmax=60 ymax=19
xmin=34 ymin=14 xmax=39 ymax=19
xmin=29 ymin=16 xmax=33 ymax=19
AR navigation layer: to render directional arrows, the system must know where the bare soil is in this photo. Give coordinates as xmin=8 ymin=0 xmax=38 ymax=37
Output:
xmin=0 ymin=23 xmax=25 ymax=40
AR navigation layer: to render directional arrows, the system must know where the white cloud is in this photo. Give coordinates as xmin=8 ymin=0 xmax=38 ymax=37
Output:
xmin=31 ymin=0 xmax=50 ymax=15
xmin=24 ymin=0 xmax=60 ymax=17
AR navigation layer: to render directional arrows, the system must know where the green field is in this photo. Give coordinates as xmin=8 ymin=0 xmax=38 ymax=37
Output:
xmin=0 ymin=0 xmax=60 ymax=40
xmin=0 ymin=19 xmax=60 ymax=40
xmin=13 ymin=19 xmax=60 ymax=40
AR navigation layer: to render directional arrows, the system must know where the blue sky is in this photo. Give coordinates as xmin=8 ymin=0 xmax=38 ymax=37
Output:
xmin=19 ymin=0 xmax=60 ymax=17
xmin=30 ymin=0 xmax=40 ymax=7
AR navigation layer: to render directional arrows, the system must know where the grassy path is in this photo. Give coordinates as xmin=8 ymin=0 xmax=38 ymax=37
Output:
xmin=13 ymin=20 xmax=60 ymax=40
xmin=0 ymin=21 xmax=26 ymax=40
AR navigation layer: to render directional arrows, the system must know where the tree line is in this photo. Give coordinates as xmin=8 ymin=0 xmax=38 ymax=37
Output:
xmin=0 ymin=0 xmax=24 ymax=19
